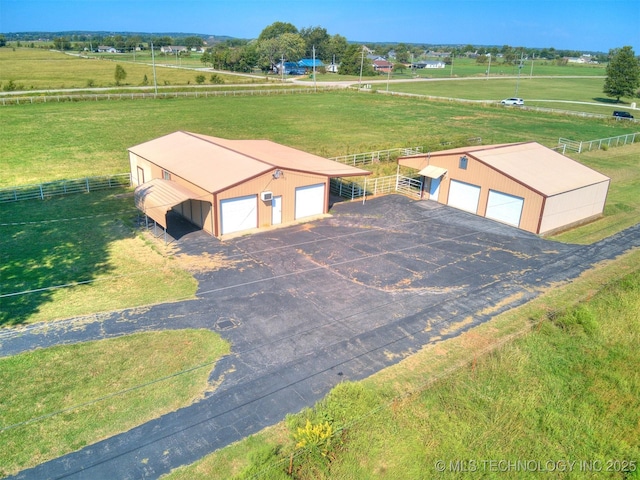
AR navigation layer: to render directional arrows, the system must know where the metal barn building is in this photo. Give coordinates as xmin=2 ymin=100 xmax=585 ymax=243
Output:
xmin=398 ymin=142 xmax=610 ymax=235
xmin=129 ymin=131 xmax=370 ymax=238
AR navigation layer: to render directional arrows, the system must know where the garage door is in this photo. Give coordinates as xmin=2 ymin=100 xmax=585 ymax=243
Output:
xmin=486 ymin=190 xmax=524 ymax=227
xmin=448 ymin=180 xmax=481 ymax=213
xmin=220 ymin=195 xmax=257 ymax=235
xmin=295 ymin=183 xmax=325 ymax=219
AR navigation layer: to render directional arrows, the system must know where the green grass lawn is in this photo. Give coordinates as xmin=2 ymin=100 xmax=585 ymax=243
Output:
xmin=0 ymin=189 xmax=197 ymax=326
xmin=1 ymin=90 xmax=638 ymax=187
xmin=0 ymin=329 xmax=230 ymax=477
xmin=555 ymin=143 xmax=640 ymax=243
xmin=165 ymin=249 xmax=640 ymax=480
xmin=378 ymin=76 xmax=637 ymax=114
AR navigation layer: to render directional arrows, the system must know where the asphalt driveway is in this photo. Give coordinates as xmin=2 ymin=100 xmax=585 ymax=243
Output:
xmin=4 ymin=195 xmax=640 ymax=479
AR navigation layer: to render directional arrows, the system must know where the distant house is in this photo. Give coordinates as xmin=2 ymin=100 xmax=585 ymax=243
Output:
xmin=297 ymin=59 xmax=325 ymax=72
xmin=326 ymin=63 xmax=339 ymax=73
xmin=275 ymin=61 xmax=304 ymax=75
xmin=373 ymin=59 xmax=393 ymax=73
xmin=161 ymin=46 xmax=188 ymax=54
xmin=97 ymin=46 xmax=118 ymax=53
xmin=413 ymin=60 xmax=446 ymax=69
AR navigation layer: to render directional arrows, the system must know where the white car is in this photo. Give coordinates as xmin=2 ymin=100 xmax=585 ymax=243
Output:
xmin=501 ymin=97 xmax=524 ymax=106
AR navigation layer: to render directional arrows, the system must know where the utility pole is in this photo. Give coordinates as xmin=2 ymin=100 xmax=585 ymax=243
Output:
xmin=151 ymin=41 xmax=158 ymax=95
xmin=358 ymin=45 xmax=365 ymax=89
xmin=312 ymin=45 xmax=317 ymax=92
xmin=515 ymin=51 xmax=524 ymax=96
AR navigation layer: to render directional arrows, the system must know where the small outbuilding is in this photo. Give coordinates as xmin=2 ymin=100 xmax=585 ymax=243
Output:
xmin=129 ymin=131 xmax=370 ymax=238
xmin=398 ymin=142 xmax=610 ymax=235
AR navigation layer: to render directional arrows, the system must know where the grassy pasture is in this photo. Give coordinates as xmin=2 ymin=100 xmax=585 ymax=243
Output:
xmin=378 ymin=76 xmax=637 ymax=114
xmin=0 ymin=190 xmax=197 ymax=326
xmin=1 ymin=90 xmax=638 ymax=186
xmin=0 ymin=329 xmax=230 ymax=477
xmin=0 ymin=48 xmax=262 ymax=90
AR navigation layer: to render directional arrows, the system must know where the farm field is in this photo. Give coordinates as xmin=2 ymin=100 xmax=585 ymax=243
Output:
xmin=0 ymin=48 xmax=265 ymax=91
xmin=378 ymin=77 xmax=637 ymax=115
xmin=1 ymin=90 xmax=638 ymax=186
xmin=1 ymin=61 xmax=639 ymax=479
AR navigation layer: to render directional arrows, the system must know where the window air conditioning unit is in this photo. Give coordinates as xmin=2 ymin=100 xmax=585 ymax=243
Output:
xmin=260 ymin=191 xmax=273 ymax=201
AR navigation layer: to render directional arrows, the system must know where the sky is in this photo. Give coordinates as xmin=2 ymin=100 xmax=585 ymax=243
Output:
xmin=1 ymin=0 xmax=638 ymax=53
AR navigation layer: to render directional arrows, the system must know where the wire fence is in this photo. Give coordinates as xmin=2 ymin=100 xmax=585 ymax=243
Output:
xmin=0 ymin=87 xmax=339 ymax=106
xmin=558 ymin=132 xmax=639 ymax=153
xmin=0 ymin=173 xmax=131 ymax=203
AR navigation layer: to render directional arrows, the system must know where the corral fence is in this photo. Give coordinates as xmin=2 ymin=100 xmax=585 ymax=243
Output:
xmin=558 ymin=132 xmax=639 ymax=153
xmin=0 ymin=87 xmax=339 ymax=106
xmin=330 ymin=147 xmax=424 ymax=167
xmin=0 ymin=173 xmax=131 ymax=203
xmin=331 ymin=174 xmax=422 ymax=200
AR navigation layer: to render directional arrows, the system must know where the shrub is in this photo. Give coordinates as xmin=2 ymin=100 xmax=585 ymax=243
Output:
xmin=210 ymin=73 xmax=224 ymax=84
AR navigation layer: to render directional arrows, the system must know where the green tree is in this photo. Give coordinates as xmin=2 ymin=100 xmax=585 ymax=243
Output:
xmin=603 ymin=46 xmax=640 ymax=102
xmin=258 ymin=21 xmax=298 ymax=41
xmin=300 ymin=26 xmax=330 ymax=60
xmin=338 ymin=44 xmax=375 ymax=76
xmin=195 ymin=74 xmax=205 ymax=84
xmin=0 ymin=35 xmax=6 ymax=47
xmin=184 ymin=36 xmax=204 ymax=49
xmin=257 ymin=32 xmax=305 ymax=70
xmin=114 ymin=64 xmax=127 ymax=86
xmin=327 ymin=34 xmax=348 ymax=63
xmin=53 ymin=36 xmax=71 ymax=51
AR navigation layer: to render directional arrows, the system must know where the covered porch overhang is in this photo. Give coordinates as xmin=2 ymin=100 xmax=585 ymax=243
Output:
xmin=134 ymin=178 xmax=202 ymax=229
xmin=418 ymin=165 xmax=448 ymax=179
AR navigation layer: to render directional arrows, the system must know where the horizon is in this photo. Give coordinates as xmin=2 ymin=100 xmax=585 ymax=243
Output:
xmin=1 ymin=0 xmax=638 ymax=53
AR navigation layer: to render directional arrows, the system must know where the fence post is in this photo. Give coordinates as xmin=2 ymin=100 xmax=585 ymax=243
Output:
xmin=86 ymin=177 xmax=90 ymax=192
xmin=40 ymin=184 xmax=44 ymax=200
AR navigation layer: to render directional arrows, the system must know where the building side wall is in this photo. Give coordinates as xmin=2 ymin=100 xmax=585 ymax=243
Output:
xmin=216 ymin=169 xmax=329 ymax=235
xmin=400 ymin=155 xmax=544 ymax=233
xmin=539 ymin=181 xmax=610 ymax=234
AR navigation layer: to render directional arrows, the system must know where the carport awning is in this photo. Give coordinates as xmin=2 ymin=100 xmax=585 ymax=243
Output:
xmin=134 ymin=179 xmax=200 ymax=229
xmin=418 ymin=165 xmax=448 ymax=179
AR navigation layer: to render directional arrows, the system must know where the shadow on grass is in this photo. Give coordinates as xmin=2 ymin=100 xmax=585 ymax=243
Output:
xmin=593 ymin=97 xmax=623 ymax=105
xmin=0 ymin=189 xmax=136 ymax=327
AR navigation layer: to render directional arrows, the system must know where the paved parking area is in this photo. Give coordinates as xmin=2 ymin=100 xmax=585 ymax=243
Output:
xmin=6 ymin=195 xmax=640 ymax=479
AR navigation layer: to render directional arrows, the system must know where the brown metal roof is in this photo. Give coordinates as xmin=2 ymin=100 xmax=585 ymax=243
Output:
xmin=129 ymin=131 xmax=370 ymax=194
xmin=400 ymin=142 xmax=610 ymax=196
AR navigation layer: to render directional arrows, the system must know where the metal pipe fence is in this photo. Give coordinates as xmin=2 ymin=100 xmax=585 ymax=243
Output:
xmin=329 ymin=147 xmax=423 ymax=167
xmin=558 ymin=132 xmax=639 ymax=153
xmin=330 ymin=174 xmax=422 ymax=200
xmin=0 ymin=173 xmax=131 ymax=203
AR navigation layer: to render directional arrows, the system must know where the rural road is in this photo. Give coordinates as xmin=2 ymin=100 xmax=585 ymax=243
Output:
xmin=4 ymin=195 xmax=640 ymax=479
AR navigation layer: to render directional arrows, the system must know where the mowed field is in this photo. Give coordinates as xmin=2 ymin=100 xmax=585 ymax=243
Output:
xmin=0 ymin=47 xmax=264 ymax=90
xmin=1 ymin=54 xmax=640 ymax=478
xmin=2 ymin=89 xmax=638 ymax=186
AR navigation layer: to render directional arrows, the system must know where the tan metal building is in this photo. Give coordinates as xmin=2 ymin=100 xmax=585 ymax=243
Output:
xmin=398 ymin=142 xmax=610 ymax=235
xmin=129 ymin=131 xmax=370 ymax=238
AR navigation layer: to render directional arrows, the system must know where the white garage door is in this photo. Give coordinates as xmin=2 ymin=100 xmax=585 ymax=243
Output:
xmin=220 ymin=195 xmax=257 ymax=235
xmin=295 ymin=183 xmax=325 ymax=219
xmin=486 ymin=190 xmax=524 ymax=227
xmin=448 ymin=180 xmax=481 ymax=213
